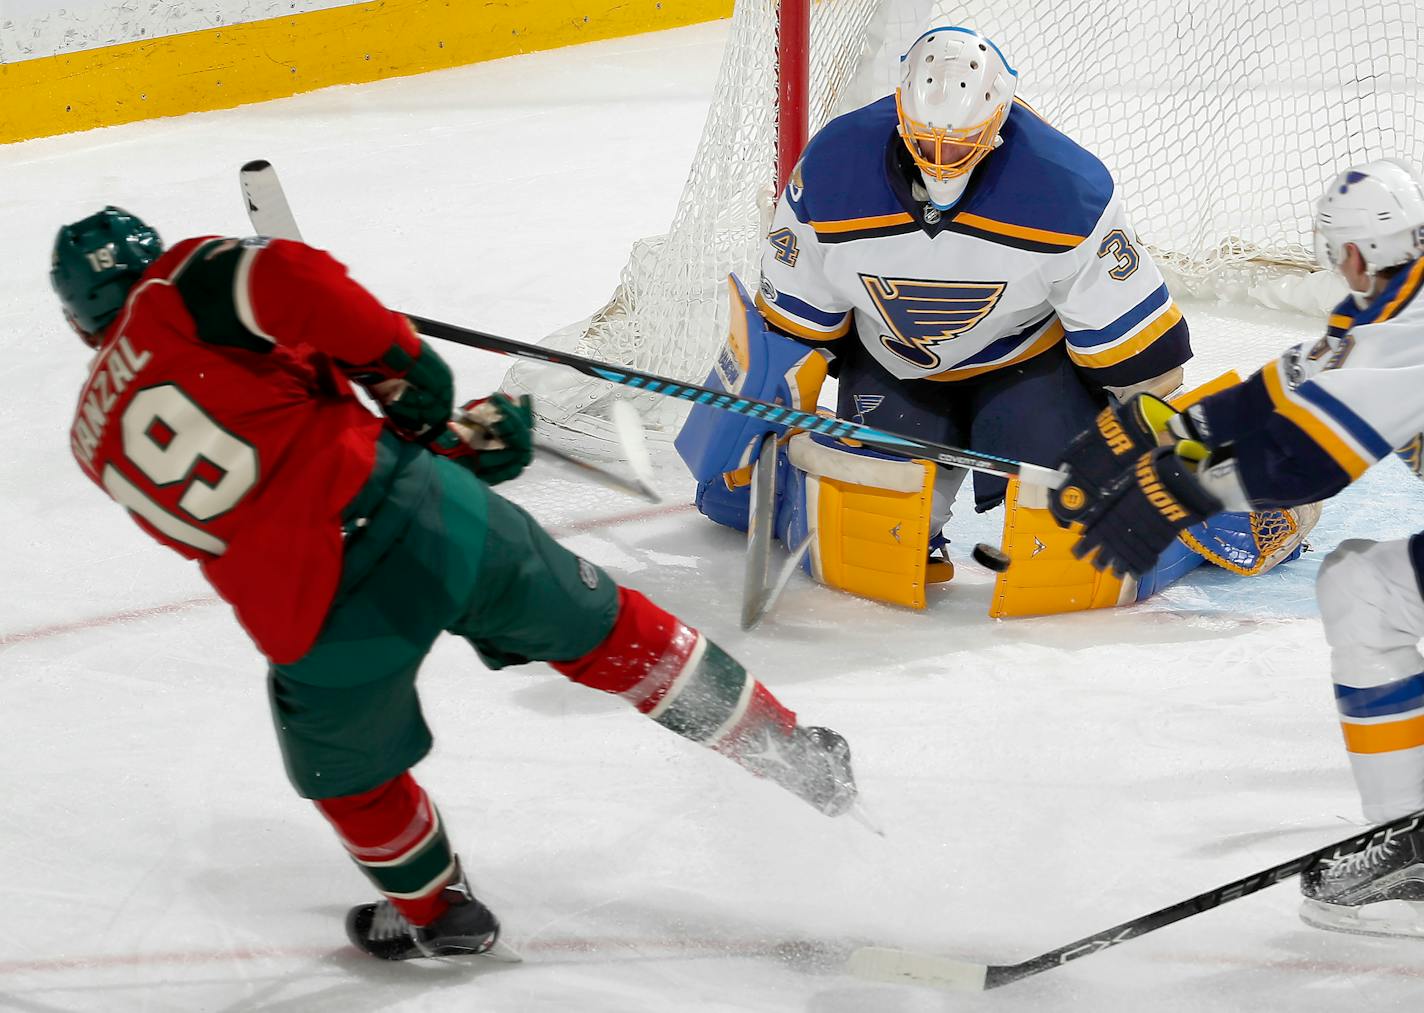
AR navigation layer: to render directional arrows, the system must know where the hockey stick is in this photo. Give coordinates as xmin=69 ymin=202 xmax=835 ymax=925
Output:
xmin=402 ymin=314 xmax=1065 ymax=488
xmin=239 ymin=160 xmax=659 ymax=504
xmin=848 ymin=810 xmax=1424 ymax=991
xmin=238 ymin=160 xmax=1066 ymax=490
xmin=741 ymin=433 xmax=814 ymax=631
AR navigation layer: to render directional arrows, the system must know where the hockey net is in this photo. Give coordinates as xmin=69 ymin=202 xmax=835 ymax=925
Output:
xmin=504 ymin=0 xmax=1424 ymax=457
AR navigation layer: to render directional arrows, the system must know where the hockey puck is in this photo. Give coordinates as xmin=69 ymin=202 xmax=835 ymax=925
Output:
xmin=972 ymin=542 xmax=1012 ymax=573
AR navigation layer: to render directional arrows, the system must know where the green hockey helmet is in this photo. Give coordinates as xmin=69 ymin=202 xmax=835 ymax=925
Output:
xmin=51 ymin=207 xmax=164 ymax=346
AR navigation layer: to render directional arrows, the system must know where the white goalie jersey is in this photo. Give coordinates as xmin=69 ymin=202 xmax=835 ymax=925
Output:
xmin=754 ymin=95 xmax=1191 ymax=390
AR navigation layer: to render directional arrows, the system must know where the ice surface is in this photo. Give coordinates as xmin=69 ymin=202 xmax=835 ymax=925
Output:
xmin=3 ymin=20 xmax=1424 ymax=1012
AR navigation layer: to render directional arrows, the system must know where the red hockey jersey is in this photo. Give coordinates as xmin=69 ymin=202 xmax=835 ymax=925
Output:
xmin=69 ymin=236 xmax=414 ymax=663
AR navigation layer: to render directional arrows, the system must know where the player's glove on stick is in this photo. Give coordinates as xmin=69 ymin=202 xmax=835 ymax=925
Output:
xmin=432 ymin=393 xmax=534 ymax=485
xmin=1051 ymin=394 xmax=1190 ymax=527
xmin=1072 ymin=443 xmax=1224 ymax=578
xmin=344 ymin=331 xmax=454 ymax=443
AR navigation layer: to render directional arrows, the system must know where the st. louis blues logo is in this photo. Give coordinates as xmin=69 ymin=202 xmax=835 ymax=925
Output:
xmin=860 ymin=275 xmax=1006 ymax=370
xmin=851 ymin=394 xmax=884 ymax=424
xmin=1398 ymin=433 xmax=1424 ymax=478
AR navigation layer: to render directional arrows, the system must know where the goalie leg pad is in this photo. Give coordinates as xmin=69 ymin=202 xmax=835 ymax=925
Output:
xmin=779 ymin=432 xmax=938 ymax=609
xmin=990 ymin=478 xmax=1140 ymax=617
xmin=1318 ymin=536 xmax=1424 ymax=822
xmin=675 ymin=273 xmax=831 ymax=482
xmin=992 ymin=478 xmax=1217 ymax=616
xmin=693 ymin=474 xmax=752 ymax=532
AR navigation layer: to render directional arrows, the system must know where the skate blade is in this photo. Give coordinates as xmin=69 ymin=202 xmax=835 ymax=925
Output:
xmin=848 ymin=797 xmax=885 ymax=837
xmin=1299 ymin=897 xmax=1424 ymax=939
xmin=481 ymin=936 xmax=524 ymax=963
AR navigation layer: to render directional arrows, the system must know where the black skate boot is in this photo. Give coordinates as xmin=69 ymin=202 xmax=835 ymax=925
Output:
xmin=1300 ymin=816 xmax=1424 ymax=938
xmin=731 ymin=723 xmax=858 ymax=817
xmin=347 ymin=863 xmax=502 ymax=960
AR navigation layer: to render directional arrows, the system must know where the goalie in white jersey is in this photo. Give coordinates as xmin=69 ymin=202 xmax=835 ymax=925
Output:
xmin=1064 ymin=158 xmax=1424 ymax=939
xmin=677 ymin=24 xmax=1310 ymax=616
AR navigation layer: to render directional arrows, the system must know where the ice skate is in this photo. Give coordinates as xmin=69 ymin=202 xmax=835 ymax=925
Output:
xmin=347 ymin=864 xmax=505 ymax=960
xmin=730 ymin=723 xmax=858 ymax=817
xmin=1299 ymin=817 xmax=1424 ymax=938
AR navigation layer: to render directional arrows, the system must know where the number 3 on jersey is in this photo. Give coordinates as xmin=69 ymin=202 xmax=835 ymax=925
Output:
xmin=103 ymin=384 xmax=258 ymax=555
xmin=1096 ymin=229 xmax=1140 ymax=280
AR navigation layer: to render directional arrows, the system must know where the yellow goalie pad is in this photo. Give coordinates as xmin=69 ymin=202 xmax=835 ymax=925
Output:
xmin=989 ymin=370 xmax=1242 ymax=618
xmin=787 ymin=433 xmax=940 ymax=610
xmin=989 ymin=478 xmax=1134 ymax=618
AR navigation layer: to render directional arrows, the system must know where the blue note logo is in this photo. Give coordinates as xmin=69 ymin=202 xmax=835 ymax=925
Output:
xmin=1397 ymin=433 xmax=1424 ymax=478
xmin=860 ymin=275 xmax=1006 ymax=370
xmin=851 ymin=394 xmax=884 ymax=424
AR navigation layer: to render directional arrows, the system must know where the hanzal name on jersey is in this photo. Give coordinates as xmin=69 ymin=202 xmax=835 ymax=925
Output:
xmin=72 ymin=336 xmax=151 ymax=472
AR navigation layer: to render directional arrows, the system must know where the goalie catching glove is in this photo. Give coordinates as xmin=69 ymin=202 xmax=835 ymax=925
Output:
xmin=1051 ymin=393 xmax=1202 ymax=526
xmin=1073 ymin=443 xmax=1224 ymax=578
xmin=431 ymin=393 xmax=535 ymax=485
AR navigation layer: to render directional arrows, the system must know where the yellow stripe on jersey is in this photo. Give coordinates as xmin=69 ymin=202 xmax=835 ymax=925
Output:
xmin=809 ymin=212 xmax=916 ymax=236
xmin=924 ymin=321 xmax=1065 ymax=382
xmin=754 ymin=291 xmax=852 ymax=343
xmin=1067 ymin=302 xmax=1183 ymax=370
xmin=950 ymin=212 xmax=1086 ymax=249
xmin=1376 ymin=257 xmax=1424 ymax=322
xmin=1328 ymin=313 xmax=1353 ymax=332
xmin=1010 ymin=97 xmax=1049 ymax=123
xmin=1342 ymin=715 xmax=1424 ymax=754
xmin=1261 ymin=359 xmax=1371 ymax=479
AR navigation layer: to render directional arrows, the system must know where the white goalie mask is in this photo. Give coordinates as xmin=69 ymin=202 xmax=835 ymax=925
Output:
xmin=1314 ymin=159 xmax=1424 ymax=302
xmin=896 ymin=26 xmax=1018 ymax=210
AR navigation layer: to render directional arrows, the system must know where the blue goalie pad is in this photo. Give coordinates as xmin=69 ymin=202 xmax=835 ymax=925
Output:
xmin=1132 ymin=536 xmax=1206 ymax=600
xmin=777 ymin=449 xmax=815 ymax=578
xmin=675 ymin=273 xmax=830 ymax=482
xmin=694 ymin=475 xmax=752 ymax=533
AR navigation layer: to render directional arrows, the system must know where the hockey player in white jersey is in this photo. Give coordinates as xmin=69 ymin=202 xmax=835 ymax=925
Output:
xmin=1063 ymin=158 xmax=1424 ymax=938
xmin=676 ymin=23 xmax=1311 ymax=616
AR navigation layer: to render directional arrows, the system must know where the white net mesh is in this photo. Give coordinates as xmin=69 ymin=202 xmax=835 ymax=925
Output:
xmin=504 ymin=0 xmax=893 ymax=455
xmin=506 ymin=0 xmax=1424 ymax=456
xmin=930 ymin=0 xmax=1424 ymax=312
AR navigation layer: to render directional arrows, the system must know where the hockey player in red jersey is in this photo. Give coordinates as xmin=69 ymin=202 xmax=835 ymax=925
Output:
xmin=54 ymin=206 xmax=857 ymax=961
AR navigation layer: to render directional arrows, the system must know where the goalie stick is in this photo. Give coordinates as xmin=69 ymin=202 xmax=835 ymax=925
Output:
xmin=848 ymin=807 xmax=1424 ymax=991
xmin=741 ymin=433 xmax=814 ymax=631
xmin=238 ymin=160 xmax=1067 ymax=490
xmin=239 ymin=160 xmax=659 ymax=504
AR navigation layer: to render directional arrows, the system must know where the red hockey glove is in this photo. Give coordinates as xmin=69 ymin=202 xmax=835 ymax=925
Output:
xmin=431 ymin=394 xmax=535 ymax=486
xmin=343 ymin=329 xmax=454 ymax=443
xmin=1071 ymin=443 xmax=1224 ymax=578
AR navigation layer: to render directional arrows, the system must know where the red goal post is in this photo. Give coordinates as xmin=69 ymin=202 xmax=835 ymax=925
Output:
xmin=777 ymin=0 xmax=811 ymax=195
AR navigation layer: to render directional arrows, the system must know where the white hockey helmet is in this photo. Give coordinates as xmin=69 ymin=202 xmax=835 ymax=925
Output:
xmin=896 ymin=26 xmax=1017 ymax=209
xmin=1314 ymin=159 xmax=1424 ymax=277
